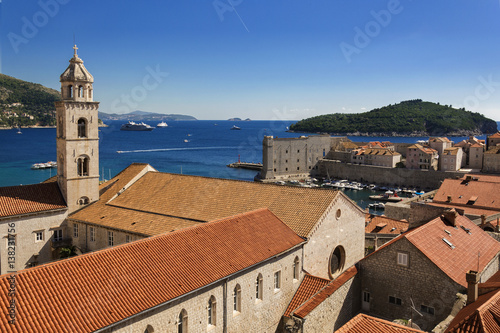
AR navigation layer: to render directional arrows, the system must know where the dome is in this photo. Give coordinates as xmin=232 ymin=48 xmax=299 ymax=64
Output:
xmin=60 ymin=45 xmax=94 ymax=83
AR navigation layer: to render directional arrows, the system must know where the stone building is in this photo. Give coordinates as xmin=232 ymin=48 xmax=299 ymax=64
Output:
xmin=487 ymin=132 xmax=500 ymax=150
xmin=0 ymin=45 xmax=98 ymax=273
xmin=359 ymin=211 xmax=500 ymax=331
xmin=260 ymin=135 xmax=349 ymax=180
xmin=429 ymin=137 xmax=453 ymax=157
xmin=364 ymin=214 xmax=409 ymax=253
xmin=0 ymin=209 xmax=309 ymax=332
xmin=406 ymin=144 xmax=439 ymax=170
xmin=454 ymin=136 xmax=485 ymax=170
xmin=351 ymin=148 xmax=401 ymax=168
xmin=483 ymin=146 xmax=500 ymax=174
xmin=440 ymin=147 xmax=463 ymax=171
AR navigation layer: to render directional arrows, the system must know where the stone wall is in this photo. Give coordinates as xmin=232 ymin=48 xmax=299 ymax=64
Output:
xmin=483 ymin=151 xmax=500 ymax=173
xmin=318 ymin=160 xmax=464 ymax=189
xmin=0 ymin=209 xmax=68 ymax=274
xmin=303 ymin=192 xmax=365 ymax=280
xmin=359 ymin=237 xmax=464 ymax=331
xmin=301 ymin=273 xmax=361 ymax=332
xmin=101 ymin=247 xmax=303 ymax=333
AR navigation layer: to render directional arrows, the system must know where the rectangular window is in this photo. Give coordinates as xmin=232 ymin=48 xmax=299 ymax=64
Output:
xmin=363 ymin=291 xmax=370 ymax=303
xmin=108 ymin=231 xmax=114 ymax=246
xmin=53 ymin=229 xmax=63 ymax=242
xmin=397 ymin=252 xmax=408 ymax=267
xmin=421 ymin=304 xmax=435 ymax=315
xmin=35 ymin=231 xmax=44 ymax=242
xmin=274 ymin=271 xmax=281 ymax=291
xmin=389 ymin=296 xmax=402 ymax=305
xmin=73 ymin=223 xmax=79 ymax=238
xmin=126 ymin=235 xmax=131 ymax=243
xmin=90 ymin=227 xmax=95 ymax=242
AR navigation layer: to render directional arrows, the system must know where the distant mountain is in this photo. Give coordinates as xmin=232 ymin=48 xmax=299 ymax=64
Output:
xmin=289 ymin=99 xmax=498 ymax=136
xmin=98 ymin=111 xmax=196 ymax=121
xmin=0 ymin=74 xmax=61 ymax=127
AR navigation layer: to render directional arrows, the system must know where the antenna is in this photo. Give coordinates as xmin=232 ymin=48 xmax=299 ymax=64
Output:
xmin=409 ymin=296 xmax=423 ymax=328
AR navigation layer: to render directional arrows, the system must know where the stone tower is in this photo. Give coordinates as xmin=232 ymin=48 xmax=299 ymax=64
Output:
xmin=55 ymin=45 xmax=99 ymax=213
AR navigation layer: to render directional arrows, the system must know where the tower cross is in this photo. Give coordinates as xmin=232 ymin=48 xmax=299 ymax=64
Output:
xmin=73 ymin=44 xmax=78 ymax=57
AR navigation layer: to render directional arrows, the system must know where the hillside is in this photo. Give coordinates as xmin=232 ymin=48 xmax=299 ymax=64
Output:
xmin=289 ymin=100 xmax=498 ymax=136
xmin=98 ymin=111 xmax=196 ymax=121
xmin=0 ymin=74 xmax=61 ymax=127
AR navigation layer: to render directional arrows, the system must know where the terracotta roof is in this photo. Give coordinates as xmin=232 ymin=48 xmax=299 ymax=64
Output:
xmin=486 ymin=147 xmax=500 ymax=154
xmin=335 ymin=313 xmax=424 ymax=333
xmin=407 ymin=144 xmax=437 ymax=155
xmin=73 ymin=166 xmax=356 ymax=238
xmin=0 ymin=182 xmax=66 ymax=218
xmin=426 ymin=202 xmax=499 ymax=218
xmin=443 ymin=147 xmax=461 ymax=155
xmin=405 ymin=214 xmax=500 ymax=287
xmin=365 ymin=215 xmax=409 ymax=234
xmin=362 ymin=148 xmax=400 ymax=156
xmin=444 ymin=289 xmax=500 ymax=333
xmin=433 ymin=178 xmax=500 ymax=211
xmin=0 ymin=208 xmax=305 ymax=333
xmin=470 ymin=143 xmax=484 ymax=148
xmin=489 ymin=132 xmax=500 ymax=138
xmin=283 ymin=274 xmax=330 ymax=317
xmin=430 ymin=137 xmax=452 ymax=143
xmin=292 ymin=266 xmax=357 ymax=318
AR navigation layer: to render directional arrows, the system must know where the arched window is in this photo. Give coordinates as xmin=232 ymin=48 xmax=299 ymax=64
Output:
xmin=329 ymin=246 xmax=346 ymax=278
xmin=68 ymin=85 xmax=73 ymax=98
xmin=144 ymin=325 xmax=154 ymax=333
xmin=178 ymin=309 xmax=188 ymax=333
xmin=293 ymin=256 xmax=300 ymax=280
xmin=208 ymin=296 xmax=216 ymax=326
xmin=78 ymin=118 xmax=87 ymax=138
xmin=77 ymin=156 xmax=89 ymax=176
xmin=233 ymin=284 xmax=241 ymax=314
xmin=255 ymin=273 xmax=263 ymax=301
xmin=78 ymin=85 xmax=83 ymax=98
xmin=78 ymin=197 xmax=89 ymax=205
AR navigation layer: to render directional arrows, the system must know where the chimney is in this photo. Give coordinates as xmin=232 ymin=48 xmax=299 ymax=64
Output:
xmin=447 ymin=196 xmax=452 ymax=203
xmin=444 ymin=209 xmax=458 ymax=227
xmin=481 ymin=215 xmax=486 ymax=227
xmin=466 ymin=270 xmax=480 ymax=305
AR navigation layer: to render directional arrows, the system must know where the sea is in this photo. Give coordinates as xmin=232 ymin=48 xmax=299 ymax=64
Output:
xmin=1 ymin=120 xmax=498 ymax=212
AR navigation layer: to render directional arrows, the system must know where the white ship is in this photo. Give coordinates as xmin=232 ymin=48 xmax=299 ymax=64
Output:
xmin=120 ymin=121 xmax=154 ymax=131
xmin=156 ymin=121 xmax=168 ymax=128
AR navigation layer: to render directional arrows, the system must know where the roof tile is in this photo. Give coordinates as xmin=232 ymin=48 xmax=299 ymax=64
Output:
xmin=335 ymin=313 xmax=424 ymax=333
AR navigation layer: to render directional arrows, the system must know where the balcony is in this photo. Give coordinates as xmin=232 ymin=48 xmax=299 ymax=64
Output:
xmin=50 ymin=237 xmax=72 ymax=248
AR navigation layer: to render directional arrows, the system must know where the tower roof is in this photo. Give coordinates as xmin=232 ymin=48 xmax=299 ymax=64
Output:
xmin=60 ymin=44 xmax=94 ymax=83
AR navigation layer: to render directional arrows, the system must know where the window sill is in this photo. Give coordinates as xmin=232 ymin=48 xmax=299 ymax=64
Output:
xmin=233 ymin=311 xmax=240 ymax=318
xmin=274 ymin=288 xmax=281 ymax=294
xmin=255 ymin=299 xmax=262 ymax=304
xmin=207 ymin=324 xmax=216 ymax=331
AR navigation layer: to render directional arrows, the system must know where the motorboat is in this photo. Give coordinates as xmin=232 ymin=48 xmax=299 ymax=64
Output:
xmin=156 ymin=121 xmax=168 ymax=128
xmin=120 ymin=121 xmax=154 ymax=131
xmin=31 ymin=161 xmax=57 ymax=169
xmin=230 ymin=125 xmax=241 ymax=130
xmin=369 ymin=190 xmax=403 ymax=202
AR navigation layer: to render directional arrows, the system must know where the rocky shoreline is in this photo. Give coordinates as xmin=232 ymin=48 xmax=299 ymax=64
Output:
xmin=287 ymin=129 xmax=491 ymax=137
xmin=0 ymin=124 xmax=108 ymax=130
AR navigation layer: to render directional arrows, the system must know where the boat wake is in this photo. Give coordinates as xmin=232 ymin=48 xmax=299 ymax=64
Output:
xmin=117 ymin=146 xmax=238 ymax=154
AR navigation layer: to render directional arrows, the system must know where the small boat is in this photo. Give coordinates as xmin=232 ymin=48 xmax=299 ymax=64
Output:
xmin=230 ymin=125 xmax=241 ymax=130
xmin=31 ymin=161 xmax=57 ymax=170
xmin=184 ymin=139 xmax=190 ymax=143
xmin=120 ymin=121 xmax=154 ymax=131
xmin=156 ymin=121 xmax=168 ymax=128
xmin=16 ymin=127 xmax=22 ymax=134
xmin=369 ymin=190 xmax=402 ymax=202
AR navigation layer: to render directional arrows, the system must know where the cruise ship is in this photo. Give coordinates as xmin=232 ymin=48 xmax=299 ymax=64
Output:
xmin=120 ymin=121 xmax=154 ymax=131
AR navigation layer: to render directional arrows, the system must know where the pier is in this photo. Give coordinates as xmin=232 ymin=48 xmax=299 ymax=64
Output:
xmin=227 ymin=162 xmax=263 ymax=171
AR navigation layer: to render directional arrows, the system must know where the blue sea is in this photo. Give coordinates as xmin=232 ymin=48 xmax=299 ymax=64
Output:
xmin=1 ymin=120 xmax=498 ymax=211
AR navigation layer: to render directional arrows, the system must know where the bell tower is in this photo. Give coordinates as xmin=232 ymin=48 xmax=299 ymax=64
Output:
xmin=56 ymin=45 xmax=99 ymax=213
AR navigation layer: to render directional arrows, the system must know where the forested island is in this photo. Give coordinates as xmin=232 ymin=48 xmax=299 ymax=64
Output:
xmin=289 ymin=100 xmax=498 ymax=136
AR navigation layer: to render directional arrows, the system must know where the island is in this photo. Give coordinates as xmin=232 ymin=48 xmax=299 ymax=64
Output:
xmin=289 ymin=99 xmax=497 ymax=136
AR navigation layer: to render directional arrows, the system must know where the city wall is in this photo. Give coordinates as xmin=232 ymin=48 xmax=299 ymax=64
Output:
xmin=317 ymin=160 xmax=464 ymax=189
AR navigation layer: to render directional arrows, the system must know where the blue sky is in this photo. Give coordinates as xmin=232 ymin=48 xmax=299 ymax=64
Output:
xmin=1 ymin=0 xmax=500 ymax=121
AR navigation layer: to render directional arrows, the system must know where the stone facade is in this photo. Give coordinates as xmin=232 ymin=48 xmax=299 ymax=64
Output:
xmin=100 ymin=248 xmax=303 ymax=333
xmin=483 ymin=147 xmax=500 ymax=173
xmin=487 ymin=132 xmax=500 ymax=150
xmin=302 ymin=193 xmax=365 ymax=280
xmin=0 ymin=209 xmax=68 ymax=274
xmin=406 ymin=144 xmax=439 ymax=171
xmin=351 ymin=148 xmax=401 ymax=168
xmin=318 ymin=160 xmax=464 ymax=189
xmin=360 ymin=237 xmax=464 ymax=331
xmin=261 ymin=135 xmax=347 ymax=180
xmin=440 ymin=147 xmax=463 ymax=172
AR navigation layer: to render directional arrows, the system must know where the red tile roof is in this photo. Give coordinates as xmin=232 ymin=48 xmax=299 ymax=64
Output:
xmin=290 ymin=266 xmax=357 ymax=319
xmin=433 ymin=177 xmax=500 ymax=211
xmin=405 ymin=214 xmax=500 ymax=287
xmin=426 ymin=202 xmax=500 ymax=218
xmin=335 ymin=313 xmax=424 ymax=333
xmin=283 ymin=274 xmax=330 ymax=317
xmin=72 ymin=165 xmax=360 ymax=238
xmin=0 ymin=208 xmax=305 ymax=332
xmin=444 ymin=289 xmax=500 ymax=333
xmin=365 ymin=215 xmax=409 ymax=234
xmin=0 ymin=182 xmax=66 ymax=218
xmin=489 ymin=132 xmax=500 ymax=139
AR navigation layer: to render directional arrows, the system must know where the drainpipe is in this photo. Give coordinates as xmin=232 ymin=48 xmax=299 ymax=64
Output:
xmin=223 ymin=278 xmax=228 ymax=333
